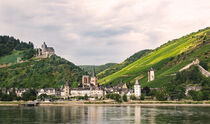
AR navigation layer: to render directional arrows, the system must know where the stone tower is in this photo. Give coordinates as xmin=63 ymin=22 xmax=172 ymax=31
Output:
xmin=90 ymin=67 xmax=98 ymax=86
xmin=148 ymin=67 xmax=155 ymax=82
xmin=134 ymin=79 xmax=141 ymax=97
xmin=64 ymin=80 xmax=71 ymax=98
xmin=82 ymin=75 xmax=90 ymax=88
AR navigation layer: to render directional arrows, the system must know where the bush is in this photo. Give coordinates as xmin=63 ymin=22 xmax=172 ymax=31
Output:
xmin=106 ymin=93 xmax=121 ymax=102
xmin=130 ymin=95 xmax=136 ymax=100
xmin=122 ymin=94 xmax=128 ymax=102
xmin=140 ymin=94 xmax=145 ymax=100
xmin=156 ymin=90 xmax=167 ymax=101
xmin=38 ymin=94 xmax=48 ymax=101
xmin=22 ymin=89 xmax=37 ymax=101
xmin=149 ymin=89 xmax=157 ymax=99
xmin=84 ymin=94 xmax=88 ymax=100
xmin=188 ymin=90 xmax=203 ymax=101
xmin=142 ymin=86 xmax=150 ymax=96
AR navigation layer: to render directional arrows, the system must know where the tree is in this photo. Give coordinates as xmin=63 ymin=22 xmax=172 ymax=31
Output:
xmin=130 ymin=95 xmax=136 ymax=100
xmin=22 ymin=89 xmax=37 ymax=101
xmin=140 ymin=94 xmax=145 ymax=100
xmin=149 ymin=89 xmax=157 ymax=99
xmin=38 ymin=94 xmax=48 ymax=101
xmin=142 ymin=86 xmax=150 ymax=96
xmin=122 ymin=94 xmax=128 ymax=102
xmin=84 ymin=94 xmax=88 ymax=100
xmin=156 ymin=90 xmax=167 ymax=101
xmin=201 ymin=87 xmax=210 ymax=100
xmin=188 ymin=90 xmax=203 ymax=101
xmin=166 ymin=84 xmax=185 ymax=100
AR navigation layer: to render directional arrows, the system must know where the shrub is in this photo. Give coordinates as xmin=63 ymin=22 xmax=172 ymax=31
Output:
xmin=188 ymin=90 xmax=203 ymax=101
xmin=140 ymin=94 xmax=145 ymax=100
xmin=122 ymin=94 xmax=128 ymax=102
xmin=130 ymin=95 xmax=136 ymax=100
xmin=156 ymin=90 xmax=167 ymax=101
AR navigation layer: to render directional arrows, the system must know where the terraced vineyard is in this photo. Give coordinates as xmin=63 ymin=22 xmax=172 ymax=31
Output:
xmin=99 ymin=27 xmax=210 ymax=88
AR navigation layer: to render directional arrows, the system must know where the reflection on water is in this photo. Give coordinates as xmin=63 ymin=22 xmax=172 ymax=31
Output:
xmin=0 ymin=105 xmax=210 ymax=124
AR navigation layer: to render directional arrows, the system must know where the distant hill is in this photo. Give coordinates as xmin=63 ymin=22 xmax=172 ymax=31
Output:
xmin=0 ymin=36 xmax=84 ymax=88
xmin=79 ymin=63 xmax=117 ymax=75
xmin=97 ymin=49 xmax=151 ymax=79
xmin=99 ymin=27 xmax=210 ymax=88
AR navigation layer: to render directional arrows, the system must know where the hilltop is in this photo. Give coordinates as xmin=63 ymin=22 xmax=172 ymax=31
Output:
xmin=0 ymin=36 xmax=83 ymax=88
xmin=99 ymin=27 xmax=210 ymax=88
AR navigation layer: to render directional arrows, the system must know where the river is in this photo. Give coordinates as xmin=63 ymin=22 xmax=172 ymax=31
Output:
xmin=0 ymin=105 xmax=209 ymax=124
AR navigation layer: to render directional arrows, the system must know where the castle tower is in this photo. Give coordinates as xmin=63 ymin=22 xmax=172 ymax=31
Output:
xmin=64 ymin=80 xmax=71 ymax=98
xmin=134 ymin=79 xmax=141 ymax=97
xmin=90 ymin=67 xmax=98 ymax=86
xmin=148 ymin=67 xmax=155 ymax=82
xmin=82 ymin=75 xmax=90 ymax=88
xmin=41 ymin=42 xmax=47 ymax=51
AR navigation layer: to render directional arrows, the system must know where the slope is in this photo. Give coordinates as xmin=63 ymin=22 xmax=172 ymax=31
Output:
xmin=99 ymin=27 xmax=210 ymax=88
xmin=79 ymin=63 xmax=117 ymax=75
xmin=0 ymin=55 xmax=83 ymax=88
xmin=97 ymin=49 xmax=151 ymax=79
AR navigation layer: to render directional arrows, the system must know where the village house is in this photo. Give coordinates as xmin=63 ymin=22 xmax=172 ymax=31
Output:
xmin=37 ymin=88 xmax=59 ymax=97
xmin=185 ymin=86 xmax=202 ymax=96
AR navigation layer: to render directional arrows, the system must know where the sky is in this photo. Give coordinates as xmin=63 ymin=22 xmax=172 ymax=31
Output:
xmin=0 ymin=0 xmax=210 ymax=65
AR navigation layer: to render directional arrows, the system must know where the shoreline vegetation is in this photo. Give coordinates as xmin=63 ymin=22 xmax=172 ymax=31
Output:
xmin=1 ymin=100 xmax=210 ymax=106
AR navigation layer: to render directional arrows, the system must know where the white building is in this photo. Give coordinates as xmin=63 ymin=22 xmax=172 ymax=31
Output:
xmin=134 ymin=80 xmax=141 ymax=97
xmin=70 ymin=88 xmax=104 ymax=97
xmin=60 ymin=81 xmax=71 ymax=98
xmin=148 ymin=68 xmax=155 ymax=82
xmin=37 ymin=88 xmax=57 ymax=96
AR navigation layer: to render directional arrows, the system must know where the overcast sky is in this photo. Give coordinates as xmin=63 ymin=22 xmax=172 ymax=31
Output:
xmin=0 ymin=0 xmax=209 ymax=65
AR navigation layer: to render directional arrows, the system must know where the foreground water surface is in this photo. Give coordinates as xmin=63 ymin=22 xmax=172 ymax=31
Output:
xmin=0 ymin=105 xmax=209 ymax=124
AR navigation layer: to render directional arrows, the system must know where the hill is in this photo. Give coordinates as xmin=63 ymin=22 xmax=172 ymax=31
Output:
xmin=79 ymin=63 xmax=117 ymax=75
xmin=0 ymin=36 xmax=84 ymax=88
xmin=0 ymin=55 xmax=83 ymax=88
xmin=97 ymin=49 xmax=151 ymax=79
xmin=0 ymin=36 xmax=35 ymax=64
xmin=99 ymin=27 xmax=210 ymax=88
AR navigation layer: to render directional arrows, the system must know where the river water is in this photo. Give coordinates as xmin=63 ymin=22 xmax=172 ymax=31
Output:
xmin=0 ymin=105 xmax=209 ymax=124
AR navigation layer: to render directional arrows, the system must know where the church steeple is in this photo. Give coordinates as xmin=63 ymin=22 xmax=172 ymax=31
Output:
xmin=41 ymin=42 xmax=47 ymax=49
xmin=91 ymin=66 xmax=96 ymax=77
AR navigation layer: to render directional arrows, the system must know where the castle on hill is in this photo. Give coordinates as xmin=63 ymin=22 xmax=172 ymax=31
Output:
xmin=36 ymin=42 xmax=55 ymax=58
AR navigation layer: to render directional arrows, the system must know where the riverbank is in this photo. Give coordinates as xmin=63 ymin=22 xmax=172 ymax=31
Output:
xmin=1 ymin=100 xmax=210 ymax=106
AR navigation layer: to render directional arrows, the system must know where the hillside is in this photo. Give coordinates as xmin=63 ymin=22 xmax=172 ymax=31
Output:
xmin=99 ymin=27 xmax=210 ymax=88
xmin=0 ymin=55 xmax=83 ymax=88
xmin=0 ymin=36 xmax=84 ymax=88
xmin=0 ymin=36 xmax=35 ymax=64
xmin=97 ymin=49 xmax=151 ymax=79
xmin=79 ymin=63 xmax=117 ymax=75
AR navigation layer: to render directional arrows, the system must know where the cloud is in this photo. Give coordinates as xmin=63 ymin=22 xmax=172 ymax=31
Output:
xmin=0 ymin=0 xmax=210 ymax=65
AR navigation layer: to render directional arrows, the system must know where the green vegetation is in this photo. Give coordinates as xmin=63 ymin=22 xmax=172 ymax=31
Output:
xmin=164 ymin=66 xmax=210 ymax=101
xmin=106 ymin=93 xmax=122 ymax=102
xmin=0 ymin=50 xmax=24 ymax=64
xmin=0 ymin=55 xmax=84 ymax=88
xmin=122 ymin=94 xmax=128 ymax=102
xmin=0 ymin=36 xmax=35 ymax=65
xmin=79 ymin=63 xmax=117 ymax=75
xmin=97 ymin=50 xmax=151 ymax=79
xmin=22 ymin=89 xmax=37 ymax=101
xmin=99 ymin=27 xmax=210 ymax=88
